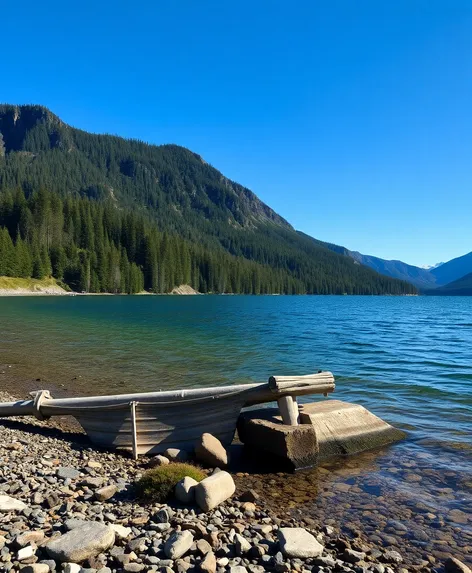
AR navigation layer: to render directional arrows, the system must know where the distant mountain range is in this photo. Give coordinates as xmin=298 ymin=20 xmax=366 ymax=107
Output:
xmin=299 ymin=233 xmax=472 ymax=295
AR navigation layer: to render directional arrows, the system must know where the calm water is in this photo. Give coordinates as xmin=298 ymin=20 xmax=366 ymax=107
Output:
xmin=0 ymin=295 xmax=470 ymax=447
xmin=0 ymin=295 xmax=471 ymax=561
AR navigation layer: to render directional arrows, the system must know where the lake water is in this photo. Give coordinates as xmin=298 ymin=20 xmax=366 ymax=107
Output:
xmin=0 ymin=295 xmax=471 ymax=563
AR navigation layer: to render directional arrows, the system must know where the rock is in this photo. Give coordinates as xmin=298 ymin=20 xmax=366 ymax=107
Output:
xmin=46 ymin=493 xmax=61 ymax=509
xmin=164 ymin=448 xmax=189 ymax=462
xmin=200 ymin=551 xmax=216 ymax=573
xmin=194 ymin=433 xmax=228 ymax=468
xmin=313 ymin=555 xmax=337 ymax=568
xmin=164 ymin=531 xmax=194 ymax=559
xmin=175 ymin=477 xmax=198 ymax=504
xmin=445 ymin=558 xmax=472 ymax=573
xmin=16 ymin=531 xmax=45 ymax=547
xmin=20 ymin=565 xmax=50 ymax=573
xmin=80 ymin=477 xmax=104 ymax=489
xmin=191 ymin=540 xmax=209 ymax=558
xmin=380 ymin=550 xmax=403 ymax=564
xmin=46 ymin=523 xmax=115 ymax=563
xmin=18 ymin=545 xmax=36 ymax=561
xmin=64 ymin=519 xmax=88 ymax=531
xmin=110 ymin=524 xmax=132 ymax=539
xmin=94 ymin=485 xmax=117 ymax=502
xmin=148 ymin=455 xmax=170 ymax=468
xmin=63 ymin=564 xmax=81 ymax=573
xmin=57 ymin=468 xmax=80 ymax=480
xmin=87 ymin=461 xmax=102 ymax=469
xmin=277 ymin=528 xmax=323 ymax=558
xmin=342 ymin=549 xmax=366 ymax=563
xmin=242 ymin=502 xmax=256 ymax=512
xmin=217 ymin=558 xmax=229 ymax=567
xmin=195 ymin=471 xmax=236 ymax=511
xmin=229 ymin=567 xmax=248 ymax=573
xmin=239 ymin=490 xmax=260 ymax=503
xmin=447 ymin=509 xmax=469 ymax=524
xmin=39 ymin=560 xmax=57 ymax=571
xmin=123 ymin=564 xmax=145 ymax=572
xmin=0 ymin=494 xmax=27 ymax=512
xmin=234 ymin=534 xmax=251 ymax=555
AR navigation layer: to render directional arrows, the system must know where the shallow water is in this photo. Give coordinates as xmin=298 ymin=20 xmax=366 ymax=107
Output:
xmin=0 ymin=295 xmax=471 ymax=563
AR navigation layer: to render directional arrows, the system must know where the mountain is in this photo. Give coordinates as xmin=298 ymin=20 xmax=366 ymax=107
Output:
xmin=300 ymin=232 xmax=472 ymax=291
xmin=297 ymin=233 xmax=437 ymax=289
xmin=0 ymin=104 xmax=416 ymax=295
xmin=429 ymin=251 xmax=472 ymax=286
xmin=424 ymin=272 xmax=472 ymax=296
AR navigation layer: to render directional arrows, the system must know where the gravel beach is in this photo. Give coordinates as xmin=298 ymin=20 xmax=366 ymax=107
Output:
xmin=0 ymin=384 xmax=470 ymax=573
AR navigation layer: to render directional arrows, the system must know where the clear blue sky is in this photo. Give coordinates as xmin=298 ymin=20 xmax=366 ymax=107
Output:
xmin=2 ymin=0 xmax=472 ymax=266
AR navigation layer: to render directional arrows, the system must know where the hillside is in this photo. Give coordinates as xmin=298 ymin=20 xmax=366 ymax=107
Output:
xmin=299 ymin=232 xmax=472 ymax=291
xmin=430 ymin=251 xmax=472 ymax=285
xmin=0 ymin=104 xmax=417 ymax=295
xmin=298 ymin=233 xmax=436 ymax=289
xmin=424 ymin=272 xmax=472 ymax=296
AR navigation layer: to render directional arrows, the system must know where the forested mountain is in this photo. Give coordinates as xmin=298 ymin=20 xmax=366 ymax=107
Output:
xmin=301 ymin=232 xmax=472 ymax=291
xmin=424 ymin=272 xmax=472 ymax=296
xmin=0 ymin=104 xmax=417 ymax=295
xmin=298 ymin=233 xmax=437 ymax=289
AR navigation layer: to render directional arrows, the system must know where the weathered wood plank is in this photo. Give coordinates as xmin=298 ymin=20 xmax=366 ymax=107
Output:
xmin=268 ymin=372 xmax=335 ymax=396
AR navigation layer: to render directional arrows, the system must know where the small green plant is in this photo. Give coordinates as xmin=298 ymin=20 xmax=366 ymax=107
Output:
xmin=136 ymin=462 xmax=206 ymax=502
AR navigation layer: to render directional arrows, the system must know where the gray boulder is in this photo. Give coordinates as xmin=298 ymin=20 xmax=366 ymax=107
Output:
xmin=194 ymin=433 xmax=228 ymax=468
xmin=46 ymin=522 xmax=115 ymax=563
xmin=57 ymin=467 xmax=80 ymax=480
xmin=164 ymin=530 xmax=194 ymax=559
xmin=195 ymin=471 xmax=235 ymax=511
xmin=277 ymin=527 xmax=323 ymax=558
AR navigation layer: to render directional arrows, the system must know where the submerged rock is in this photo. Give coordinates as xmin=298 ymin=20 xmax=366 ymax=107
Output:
xmin=445 ymin=557 xmax=472 ymax=573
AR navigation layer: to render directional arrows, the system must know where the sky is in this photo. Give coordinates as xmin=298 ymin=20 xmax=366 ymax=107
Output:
xmin=2 ymin=0 xmax=472 ymax=267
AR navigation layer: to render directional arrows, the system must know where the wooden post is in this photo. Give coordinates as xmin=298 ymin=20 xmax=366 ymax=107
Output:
xmin=277 ymin=395 xmax=299 ymax=426
xmin=130 ymin=401 xmax=138 ymax=460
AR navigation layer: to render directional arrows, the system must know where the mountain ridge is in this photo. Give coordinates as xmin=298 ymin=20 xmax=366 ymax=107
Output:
xmin=298 ymin=232 xmax=471 ymax=291
xmin=0 ymin=104 xmax=416 ymax=295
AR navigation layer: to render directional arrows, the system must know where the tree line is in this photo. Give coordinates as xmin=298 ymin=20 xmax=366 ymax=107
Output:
xmin=0 ymin=188 xmax=309 ymax=294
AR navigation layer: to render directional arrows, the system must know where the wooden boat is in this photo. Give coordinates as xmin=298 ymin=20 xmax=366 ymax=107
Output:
xmin=0 ymin=372 xmax=335 ymax=458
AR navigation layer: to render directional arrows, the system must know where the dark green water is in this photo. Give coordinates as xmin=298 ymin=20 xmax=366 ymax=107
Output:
xmin=0 ymin=295 xmax=471 ymax=560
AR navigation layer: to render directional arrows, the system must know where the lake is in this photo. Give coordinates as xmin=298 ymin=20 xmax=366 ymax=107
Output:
xmin=0 ymin=295 xmax=471 ymax=562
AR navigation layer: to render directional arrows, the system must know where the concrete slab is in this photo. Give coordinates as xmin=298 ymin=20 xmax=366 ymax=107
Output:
xmin=299 ymin=400 xmax=406 ymax=461
xmin=237 ymin=408 xmax=318 ymax=470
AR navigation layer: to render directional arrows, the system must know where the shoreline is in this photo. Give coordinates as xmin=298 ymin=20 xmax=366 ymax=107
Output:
xmin=0 ymin=386 xmax=470 ymax=571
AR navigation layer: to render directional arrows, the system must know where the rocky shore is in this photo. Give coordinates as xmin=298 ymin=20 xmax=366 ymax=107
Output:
xmin=0 ymin=391 xmax=469 ymax=573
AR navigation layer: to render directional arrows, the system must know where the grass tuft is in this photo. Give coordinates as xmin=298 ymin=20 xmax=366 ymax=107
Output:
xmin=136 ymin=462 xmax=206 ymax=502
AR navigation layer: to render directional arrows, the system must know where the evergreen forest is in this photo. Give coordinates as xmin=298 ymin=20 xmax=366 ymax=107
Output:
xmin=0 ymin=104 xmax=417 ymax=295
